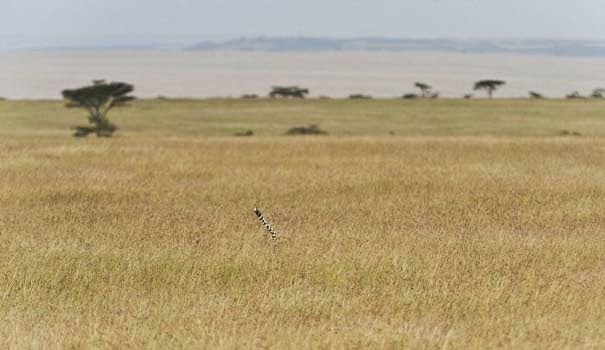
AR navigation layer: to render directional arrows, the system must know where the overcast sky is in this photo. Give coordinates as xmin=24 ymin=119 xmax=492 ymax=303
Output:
xmin=2 ymin=0 xmax=604 ymax=44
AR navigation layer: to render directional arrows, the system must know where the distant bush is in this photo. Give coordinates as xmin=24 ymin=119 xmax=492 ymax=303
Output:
xmin=0 ymin=97 xmax=6 ymax=101
xmin=241 ymin=94 xmax=259 ymax=99
xmin=72 ymin=125 xmax=116 ymax=138
xmin=269 ymin=86 xmax=309 ymax=99
xmin=285 ymin=124 xmax=327 ymax=135
xmin=318 ymin=95 xmax=332 ymax=100
xmin=566 ymin=91 xmax=585 ymax=99
xmin=402 ymin=93 xmax=419 ymax=99
xmin=464 ymin=94 xmax=473 ymax=99
xmin=560 ymin=130 xmax=582 ymax=136
xmin=349 ymin=94 xmax=372 ymax=99
xmin=234 ymin=130 xmax=254 ymax=136
xmin=529 ymin=91 xmax=545 ymax=99
xmin=590 ymin=88 xmax=605 ymax=99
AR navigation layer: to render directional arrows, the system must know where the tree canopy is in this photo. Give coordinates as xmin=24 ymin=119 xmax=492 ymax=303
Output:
xmin=566 ymin=91 xmax=584 ymax=99
xmin=414 ymin=82 xmax=431 ymax=92
xmin=529 ymin=91 xmax=544 ymax=99
xmin=414 ymin=82 xmax=438 ymax=98
xmin=62 ymin=80 xmax=135 ymax=137
xmin=473 ymin=80 xmax=506 ymax=99
xmin=591 ymin=88 xmax=605 ymax=99
xmin=269 ymin=86 xmax=309 ymax=99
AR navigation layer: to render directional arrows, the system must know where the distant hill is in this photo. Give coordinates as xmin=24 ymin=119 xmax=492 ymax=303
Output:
xmin=187 ymin=37 xmax=605 ymax=57
xmin=5 ymin=36 xmax=605 ymax=57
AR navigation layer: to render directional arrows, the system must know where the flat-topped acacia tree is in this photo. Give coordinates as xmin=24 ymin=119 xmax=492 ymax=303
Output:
xmin=474 ymin=80 xmax=506 ymax=99
xmin=269 ymin=86 xmax=309 ymax=99
xmin=414 ymin=82 xmax=432 ymax=98
xmin=62 ymin=80 xmax=135 ymax=137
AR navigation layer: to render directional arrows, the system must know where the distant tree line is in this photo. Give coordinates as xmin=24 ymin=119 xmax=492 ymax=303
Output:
xmin=565 ymin=88 xmax=605 ymax=99
xmin=59 ymin=78 xmax=605 ymax=137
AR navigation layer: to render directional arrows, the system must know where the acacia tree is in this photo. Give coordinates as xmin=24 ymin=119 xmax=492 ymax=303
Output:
xmin=566 ymin=91 xmax=584 ymax=99
xmin=473 ymin=80 xmax=506 ymax=99
xmin=529 ymin=91 xmax=544 ymax=99
xmin=269 ymin=86 xmax=309 ymax=99
xmin=414 ymin=82 xmax=433 ymax=98
xmin=591 ymin=88 xmax=605 ymax=99
xmin=62 ymin=80 xmax=135 ymax=137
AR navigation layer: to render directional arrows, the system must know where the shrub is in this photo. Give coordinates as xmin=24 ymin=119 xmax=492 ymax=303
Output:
xmin=269 ymin=86 xmax=309 ymax=99
xmin=349 ymin=94 xmax=372 ymax=99
xmin=285 ymin=124 xmax=328 ymax=135
xmin=402 ymin=93 xmax=419 ymax=99
xmin=591 ymin=88 xmax=605 ymax=99
xmin=234 ymin=130 xmax=254 ymax=136
xmin=566 ymin=91 xmax=585 ymax=99
xmin=560 ymin=130 xmax=582 ymax=136
xmin=529 ymin=91 xmax=544 ymax=99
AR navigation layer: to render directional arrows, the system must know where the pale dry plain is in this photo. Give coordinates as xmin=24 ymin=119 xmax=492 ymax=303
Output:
xmin=1 ymin=99 xmax=605 ymax=349
xmin=3 ymin=51 xmax=605 ymax=99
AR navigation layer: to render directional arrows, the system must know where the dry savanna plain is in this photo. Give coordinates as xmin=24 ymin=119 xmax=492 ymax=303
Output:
xmin=1 ymin=98 xmax=605 ymax=349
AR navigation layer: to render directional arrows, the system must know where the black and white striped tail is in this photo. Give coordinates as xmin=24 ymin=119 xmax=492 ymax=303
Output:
xmin=253 ymin=207 xmax=278 ymax=241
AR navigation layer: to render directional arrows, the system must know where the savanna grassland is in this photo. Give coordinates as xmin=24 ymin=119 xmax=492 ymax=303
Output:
xmin=1 ymin=98 xmax=605 ymax=349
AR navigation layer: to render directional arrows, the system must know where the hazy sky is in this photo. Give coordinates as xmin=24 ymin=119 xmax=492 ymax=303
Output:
xmin=2 ymin=0 xmax=604 ymax=43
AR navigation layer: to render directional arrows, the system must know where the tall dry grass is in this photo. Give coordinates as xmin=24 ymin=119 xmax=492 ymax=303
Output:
xmin=1 ymin=98 xmax=605 ymax=137
xmin=1 ymin=134 xmax=604 ymax=349
xmin=1 ymin=99 xmax=604 ymax=348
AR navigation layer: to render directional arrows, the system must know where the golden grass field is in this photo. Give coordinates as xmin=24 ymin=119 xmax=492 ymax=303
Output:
xmin=1 ymin=99 xmax=605 ymax=349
